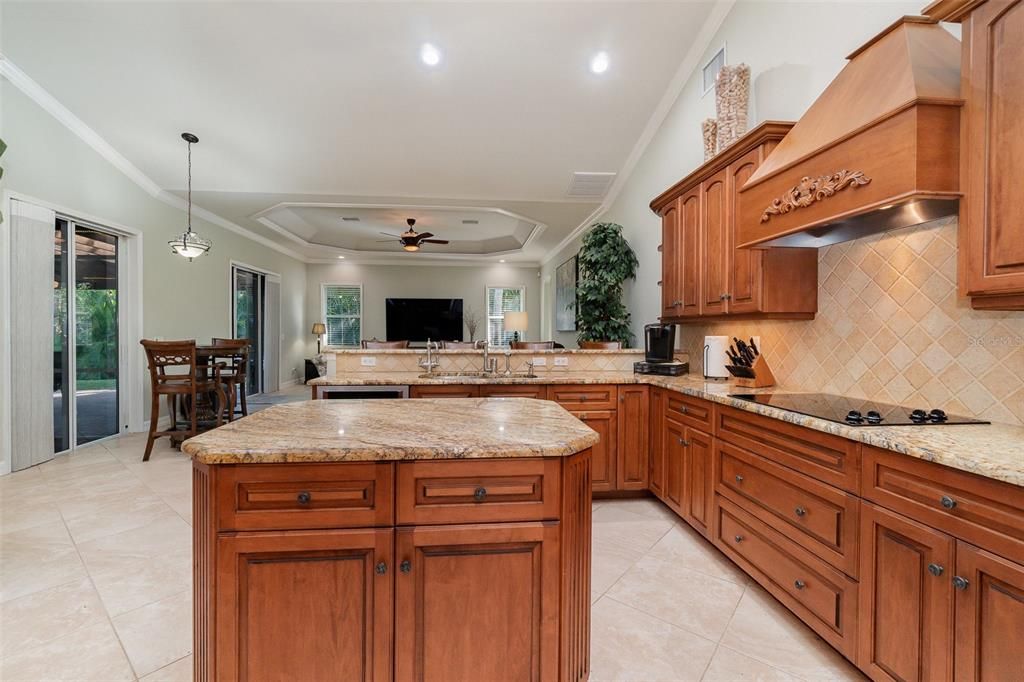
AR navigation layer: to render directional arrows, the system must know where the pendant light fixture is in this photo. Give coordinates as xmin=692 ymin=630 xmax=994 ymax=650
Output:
xmin=168 ymin=132 xmax=212 ymax=261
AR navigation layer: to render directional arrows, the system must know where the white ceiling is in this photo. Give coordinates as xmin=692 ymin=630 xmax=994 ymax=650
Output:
xmin=2 ymin=0 xmax=721 ymax=263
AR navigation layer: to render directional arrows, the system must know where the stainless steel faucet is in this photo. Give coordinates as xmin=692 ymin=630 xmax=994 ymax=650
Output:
xmin=481 ymin=340 xmax=496 ymax=374
xmin=419 ymin=339 xmax=439 ymax=375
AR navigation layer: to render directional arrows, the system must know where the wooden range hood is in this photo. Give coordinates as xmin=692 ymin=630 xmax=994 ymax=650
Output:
xmin=736 ymin=17 xmax=962 ymax=248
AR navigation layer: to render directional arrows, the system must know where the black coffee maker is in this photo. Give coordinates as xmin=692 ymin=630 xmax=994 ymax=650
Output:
xmin=635 ymin=324 xmax=687 ymax=375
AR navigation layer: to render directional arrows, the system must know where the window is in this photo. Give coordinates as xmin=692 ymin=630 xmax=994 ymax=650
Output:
xmin=322 ymin=284 xmax=362 ymax=347
xmin=486 ymin=286 xmax=525 ymax=347
xmin=702 ymin=45 xmax=726 ymax=96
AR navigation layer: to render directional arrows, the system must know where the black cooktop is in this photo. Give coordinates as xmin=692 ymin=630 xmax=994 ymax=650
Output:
xmin=727 ymin=393 xmax=990 ymax=426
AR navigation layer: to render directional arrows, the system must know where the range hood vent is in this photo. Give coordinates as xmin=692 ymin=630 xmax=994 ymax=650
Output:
xmin=736 ymin=17 xmax=962 ymax=249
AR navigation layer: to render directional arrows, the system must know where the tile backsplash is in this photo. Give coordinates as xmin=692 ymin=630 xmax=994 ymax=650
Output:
xmin=676 ymin=216 xmax=1024 ymax=426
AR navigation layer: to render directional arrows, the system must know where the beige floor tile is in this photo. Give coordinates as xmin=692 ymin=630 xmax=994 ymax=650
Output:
xmin=702 ymin=646 xmax=801 ymax=681
xmin=112 ymin=590 xmax=193 ymax=677
xmin=590 ymin=596 xmax=717 ymax=682
xmin=647 ymin=522 xmax=749 ymax=586
xmin=592 ymin=511 xmax=674 ymax=556
xmin=600 ymin=497 xmax=680 ymax=523
xmin=0 ymin=578 xmax=107 ymax=658
xmin=591 ymin=536 xmax=647 ymax=595
xmin=0 ymin=522 xmax=88 ymax=603
xmin=63 ymin=495 xmax=177 ymax=544
xmin=90 ymin=548 xmax=192 ymax=617
xmin=140 ymin=655 xmax=193 ymax=681
xmin=0 ymin=499 xmax=64 ymax=536
xmin=719 ymin=587 xmax=865 ymax=681
xmin=0 ymin=619 xmax=135 ymax=681
xmin=77 ymin=514 xmax=192 ymax=577
xmin=606 ymin=555 xmax=745 ymax=641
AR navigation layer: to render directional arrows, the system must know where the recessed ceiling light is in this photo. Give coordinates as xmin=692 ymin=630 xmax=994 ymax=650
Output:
xmin=421 ymin=43 xmax=441 ymax=67
xmin=337 ymin=255 xmax=345 ymax=259
xmin=590 ymin=51 xmax=610 ymax=74
xmin=499 ymin=259 xmax=506 ymax=263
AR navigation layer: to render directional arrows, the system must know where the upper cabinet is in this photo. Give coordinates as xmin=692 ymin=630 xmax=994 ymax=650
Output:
xmin=927 ymin=0 xmax=1024 ymax=310
xmin=651 ymin=121 xmax=818 ymax=322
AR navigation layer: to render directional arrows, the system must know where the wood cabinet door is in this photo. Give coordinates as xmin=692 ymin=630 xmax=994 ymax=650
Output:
xmin=701 ymin=169 xmax=729 ymax=316
xmin=649 ymin=388 xmax=666 ymax=500
xmin=616 ymin=385 xmax=649 ymax=491
xmin=664 ymin=418 xmax=686 ymax=513
xmin=681 ymin=427 xmax=713 ymax=537
xmin=410 ymin=385 xmax=480 ymax=398
xmin=858 ymin=503 xmax=954 ymax=682
xmin=661 ymin=201 xmax=681 ymax=318
xmin=960 ymin=0 xmax=1024 ymax=302
xmin=479 ymin=384 xmax=547 ymax=399
xmin=574 ymin=410 xmax=616 ymax=493
xmin=215 ymin=528 xmax=393 ymax=682
xmin=953 ymin=541 xmax=1024 ymax=682
xmin=679 ymin=187 xmax=702 ymax=317
xmin=726 ymin=147 xmax=765 ymax=314
xmin=394 ymin=522 xmax=560 ymax=682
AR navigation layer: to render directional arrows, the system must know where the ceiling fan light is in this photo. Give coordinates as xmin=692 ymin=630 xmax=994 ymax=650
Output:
xmin=403 ymin=244 xmax=420 ymax=252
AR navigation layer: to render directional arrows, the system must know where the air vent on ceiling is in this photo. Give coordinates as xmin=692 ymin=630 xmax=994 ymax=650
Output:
xmin=461 ymin=219 xmax=479 ymax=225
xmin=566 ymin=172 xmax=616 ymax=198
xmin=341 ymin=216 xmax=361 ymax=222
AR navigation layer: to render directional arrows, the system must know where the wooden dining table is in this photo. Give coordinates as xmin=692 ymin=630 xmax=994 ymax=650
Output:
xmin=171 ymin=343 xmax=239 ymax=438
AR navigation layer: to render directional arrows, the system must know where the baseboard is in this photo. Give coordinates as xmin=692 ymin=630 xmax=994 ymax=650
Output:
xmin=138 ymin=415 xmax=172 ymax=433
xmin=280 ymin=378 xmax=300 ymax=389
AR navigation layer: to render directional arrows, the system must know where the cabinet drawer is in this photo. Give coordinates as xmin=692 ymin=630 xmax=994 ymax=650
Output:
xmin=862 ymin=445 xmax=1024 ymax=565
xmin=716 ymin=405 xmax=860 ymax=492
xmin=410 ymin=385 xmax=480 ymax=398
xmin=479 ymin=384 xmax=548 ymax=399
xmin=714 ymin=496 xmax=859 ymax=659
xmin=717 ymin=441 xmax=860 ymax=576
xmin=397 ymin=459 xmax=561 ymax=524
xmin=547 ymin=384 xmax=617 ymax=410
xmin=215 ymin=463 xmax=394 ymax=531
xmin=664 ymin=391 xmax=713 ymax=432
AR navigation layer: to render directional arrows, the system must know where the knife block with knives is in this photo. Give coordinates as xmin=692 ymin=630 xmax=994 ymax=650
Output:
xmin=725 ymin=337 xmax=776 ymax=388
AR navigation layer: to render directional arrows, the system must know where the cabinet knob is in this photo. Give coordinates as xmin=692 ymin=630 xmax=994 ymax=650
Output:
xmin=400 ymin=560 xmax=412 ymax=574
xmin=297 ymin=491 xmax=312 ymax=505
xmin=677 ymin=437 xmax=690 ymax=446
xmin=375 ymin=561 xmax=387 ymax=575
xmin=953 ymin=575 xmax=969 ymax=591
xmin=794 ymin=579 xmax=806 ymax=590
xmin=473 ymin=486 xmax=488 ymax=502
xmin=928 ymin=563 xmax=944 ymax=577
xmin=794 ymin=506 xmax=807 ymax=517
xmin=672 ymin=300 xmax=682 ymax=306
xmin=580 ymin=395 xmax=588 ymax=402
xmin=677 ymin=406 xmax=688 ymax=413
xmin=734 ymin=535 xmax=744 ymax=543
xmin=735 ymin=474 xmax=744 ymax=484
xmin=940 ymin=495 xmax=958 ymax=510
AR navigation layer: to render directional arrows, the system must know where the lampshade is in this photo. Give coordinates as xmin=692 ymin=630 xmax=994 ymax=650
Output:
xmin=503 ymin=311 xmax=528 ymax=332
xmin=311 ymin=322 xmax=326 ymax=335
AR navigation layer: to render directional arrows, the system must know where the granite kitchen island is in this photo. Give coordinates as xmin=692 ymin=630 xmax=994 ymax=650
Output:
xmin=183 ymin=398 xmax=598 ymax=682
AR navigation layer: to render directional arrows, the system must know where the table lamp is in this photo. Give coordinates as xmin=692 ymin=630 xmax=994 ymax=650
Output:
xmin=503 ymin=311 xmax=528 ymax=344
xmin=311 ymin=322 xmax=326 ymax=354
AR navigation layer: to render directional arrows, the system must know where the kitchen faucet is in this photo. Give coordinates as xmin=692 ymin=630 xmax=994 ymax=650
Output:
xmin=480 ymin=340 xmax=497 ymax=374
xmin=419 ymin=339 xmax=439 ymax=375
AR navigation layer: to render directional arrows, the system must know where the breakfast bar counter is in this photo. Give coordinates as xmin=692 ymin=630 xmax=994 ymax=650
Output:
xmin=183 ymin=398 xmax=597 ymax=681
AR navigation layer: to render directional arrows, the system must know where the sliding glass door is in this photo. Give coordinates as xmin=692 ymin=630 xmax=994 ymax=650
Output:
xmin=232 ymin=266 xmax=264 ymax=395
xmin=53 ymin=218 xmax=121 ymax=452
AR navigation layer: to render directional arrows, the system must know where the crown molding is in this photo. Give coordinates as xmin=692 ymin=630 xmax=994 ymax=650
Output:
xmin=540 ymin=0 xmax=738 ymax=266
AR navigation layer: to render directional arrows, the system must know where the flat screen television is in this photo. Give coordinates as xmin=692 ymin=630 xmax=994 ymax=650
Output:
xmin=385 ymin=298 xmax=464 ymax=343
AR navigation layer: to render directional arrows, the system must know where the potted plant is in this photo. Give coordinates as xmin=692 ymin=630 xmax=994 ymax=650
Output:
xmin=575 ymin=222 xmax=638 ymax=347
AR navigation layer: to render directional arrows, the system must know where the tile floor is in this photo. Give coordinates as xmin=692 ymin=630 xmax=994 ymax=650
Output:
xmin=0 ymin=390 xmax=866 ymax=681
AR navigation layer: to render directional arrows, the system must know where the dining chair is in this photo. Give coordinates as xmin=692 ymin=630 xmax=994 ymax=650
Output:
xmin=511 ymin=341 xmax=555 ymax=350
xmin=580 ymin=341 xmax=622 ymax=349
xmin=211 ymin=337 xmax=250 ymax=421
xmin=441 ymin=340 xmax=483 ymax=349
xmin=140 ymin=339 xmax=224 ymax=461
xmin=361 ymin=339 xmax=409 ymax=349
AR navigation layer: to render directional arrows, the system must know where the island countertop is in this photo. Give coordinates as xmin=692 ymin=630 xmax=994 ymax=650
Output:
xmin=181 ymin=397 xmax=600 ymax=464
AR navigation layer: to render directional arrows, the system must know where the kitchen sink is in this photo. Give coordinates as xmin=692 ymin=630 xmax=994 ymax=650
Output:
xmin=417 ymin=371 xmax=538 ymax=379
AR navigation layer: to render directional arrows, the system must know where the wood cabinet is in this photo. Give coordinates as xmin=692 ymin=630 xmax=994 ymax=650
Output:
xmin=394 ymin=522 xmax=561 ymax=682
xmin=858 ymin=502 xmax=954 ymax=682
xmin=574 ymin=409 xmax=616 ymax=493
xmin=648 ymin=388 xmax=666 ymax=498
xmin=927 ymin=0 xmax=1024 ymax=310
xmin=650 ymin=121 xmax=818 ymax=321
xmin=479 ymin=384 xmax=548 ymax=399
xmin=660 ymin=405 xmax=713 ymax=536
xmin=616 ymin=385 xmax=649 ymax=491
xmin=410 ymin=385 xmax=481 ymax=398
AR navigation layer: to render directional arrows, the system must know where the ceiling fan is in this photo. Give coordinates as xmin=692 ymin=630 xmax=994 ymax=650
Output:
xmin=378 ymin=218 xmax=450 ymax=252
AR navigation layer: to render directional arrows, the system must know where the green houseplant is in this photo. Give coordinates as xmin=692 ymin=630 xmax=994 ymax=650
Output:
xmin=575 ymin=222 xmax=639 ymax=347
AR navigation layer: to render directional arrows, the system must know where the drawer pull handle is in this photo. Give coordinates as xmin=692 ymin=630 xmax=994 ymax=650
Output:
xmin=375 ymin=561 xmax=387 ymax=576
xmin=734 ymin=535 xmax=744 ymax=543
xmin=678 ymin=438 xmax=691 ymax=446
xmin=297 ymin=491 xmax=312 ymax=505
xmin=735 ymin=474 xmax=744 ymax=484
xmin=677 ymin=406 xmax=688 ymax=414
xmin=400 ymin=560 xmax=412 ymax=574
xmin=580 ymin=395 xmax=588 ymax=402
xmin=953 ymin=576 xmax=969 ymax=591
xmin=794 ymin=579 xmax=806 ymax=590
xmin=940 ymin=495 xmax=957 ymax=510
xmin=928 ymin=563 xmax=944 ymax=577
xmin=794 ymin=507 xmax=807 ymax=517
xmin=474 ymin=486 xmax=488 ymax=502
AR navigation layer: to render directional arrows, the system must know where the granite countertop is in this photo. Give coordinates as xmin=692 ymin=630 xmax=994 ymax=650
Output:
xmin=326 ymin=348 xmax=644 ymax=355
xmin=311 ymin=372 xmax=1024 ymax=487
xmin=182 ymin=398 xmax=600 ymax=465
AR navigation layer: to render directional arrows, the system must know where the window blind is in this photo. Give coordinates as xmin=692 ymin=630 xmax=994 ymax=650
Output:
xmin=323 ymin=284 xmax=362 ymax=347
xmin=486 ymin=286 xmax=525 ymax=347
